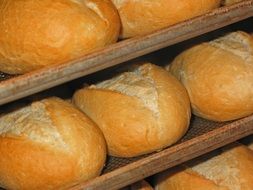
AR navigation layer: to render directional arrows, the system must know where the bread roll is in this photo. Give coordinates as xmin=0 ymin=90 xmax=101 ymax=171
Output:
xmin=154 ymin=143 xmax=253 ymax=190
xmin=73 ymin=63 xmax=191 ymax=157
xmin=0 ymin=97 xmax=106 ymax=190
xmin=0 ymin=0 xmax=120 ymax=74
xmin=111 ymin=0 xmax=221 ymax=38
xmin=167 ymin=31 xmax=253 ymax=121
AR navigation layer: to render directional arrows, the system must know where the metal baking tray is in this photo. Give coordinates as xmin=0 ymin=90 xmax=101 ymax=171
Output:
xmin=69 ymin=115 xmax=253 ymax=190
xmin=0 ymin=0 xmax=252 ymax=106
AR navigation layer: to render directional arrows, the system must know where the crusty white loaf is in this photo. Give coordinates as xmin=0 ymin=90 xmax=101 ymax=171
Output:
xmin=0 ymin=0 xmax=120 ymax=74
xmin=154 ymin=143 xmax=253 ymax=190
xmin=167 ymin=31 xmax=253 ymax=121
xmin=0 ymin=97 xmax=106 ymax=190
xmin=111 ymin=0 xmax=221 ymax=38
xmin=73 ymin=63 xmax=191 ymax=157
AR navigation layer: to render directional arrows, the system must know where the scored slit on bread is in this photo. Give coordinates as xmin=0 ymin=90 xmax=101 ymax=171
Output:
xmin=73 ymin=63 xmax=191 ymax=157
xmin=91 ymin=64 xmax=159 ymax=116
xmin=209 ymin=31 xmax=253 ymax=63
xmin=0 ymin=101 xmax=67 ymax=150
xmin=154 ymin=143 xmax=253 ymax=190
xmin=0 ymin=97 xmax=106 ymax=189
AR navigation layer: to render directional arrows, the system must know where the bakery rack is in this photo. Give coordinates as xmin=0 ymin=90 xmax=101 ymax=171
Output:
xmin=0 ymin=1 xmax=253 ymax=190
xmin=0 ymin=1 xmax=253 ymax=106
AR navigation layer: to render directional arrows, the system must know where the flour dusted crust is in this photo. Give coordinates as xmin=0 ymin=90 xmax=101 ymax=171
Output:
xmin=111 ymin=0 xmax=221 ymax=38
xmin=0 ymin=102 xmax=67 ymax=149
xmin=154 ymin=143 xmax=253 ymax=190
xmin=168 ymin=31 xmax=253 ymax=121
xmin=0 ymin=97 xmax=106 ymax=190
xmin=73 ymin=63 xmax=191 ymax=157
xmin=93 ymin=65 xmax=159 ymax=116
xmin=0 ymin=0 xmax=120 ymax=74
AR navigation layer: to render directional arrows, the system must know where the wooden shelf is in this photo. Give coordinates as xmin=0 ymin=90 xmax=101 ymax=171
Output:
xmin=0 ymin=0 xmax=252 ymax=106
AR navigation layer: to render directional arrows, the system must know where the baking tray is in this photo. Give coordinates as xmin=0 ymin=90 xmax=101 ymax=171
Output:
xmin=0 ymin=0 xmax=253 ymax=106
xmin=69 ymin=115 xmax=253 ymax=190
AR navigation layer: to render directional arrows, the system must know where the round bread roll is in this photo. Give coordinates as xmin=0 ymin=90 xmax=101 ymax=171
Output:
xmin=111 ymin=0 xmax=221 ymax=38
xmin=73 ymin=63 xmax=191 ymax=157
xmin=0 ymin=0 xmax=120 ymax=74
xmin=167 ymin=31 xmax=253 ymax=121
xmin=0 ymin=97 xmax=106 ymax=190
xmin=154 ymin=143 xmax=253 ymax=190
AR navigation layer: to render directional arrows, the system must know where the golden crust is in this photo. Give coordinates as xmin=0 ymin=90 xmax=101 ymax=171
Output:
xmin=73 ymin=63 xmax=191 ymax=157
xmin=0 ymin=0 xmax=120 ymax=74
xmin=112 ymin=0 xmax=221 ymax=38
xmin=154 ymin=143 xmax=253 ymax=190
xmin=226 ymin=144 xmax=253 ymax=189
xmin=168 ymin=31 xmax=253 ymax=121
xmin=154 ymin=166 xmax=229 ymax=190
xmin=0 ymin=97 xmax=106 ymax=189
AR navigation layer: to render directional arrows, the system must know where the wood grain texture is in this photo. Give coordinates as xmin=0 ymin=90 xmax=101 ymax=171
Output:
xmin=0 ymin=1 xmax=252 ymax=106
xmin=69 ymin=114 xmax=253 ymax=190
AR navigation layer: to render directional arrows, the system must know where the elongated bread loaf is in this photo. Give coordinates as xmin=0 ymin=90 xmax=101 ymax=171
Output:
xmin=0 ymin=97 xmax=106 ymax=190
xmin=73 ymin=63 xmax=191 ymax=157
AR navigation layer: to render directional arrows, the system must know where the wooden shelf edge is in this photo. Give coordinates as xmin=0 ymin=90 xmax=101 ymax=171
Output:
xmin=0 ymin=0 xmax=253 ymax=105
